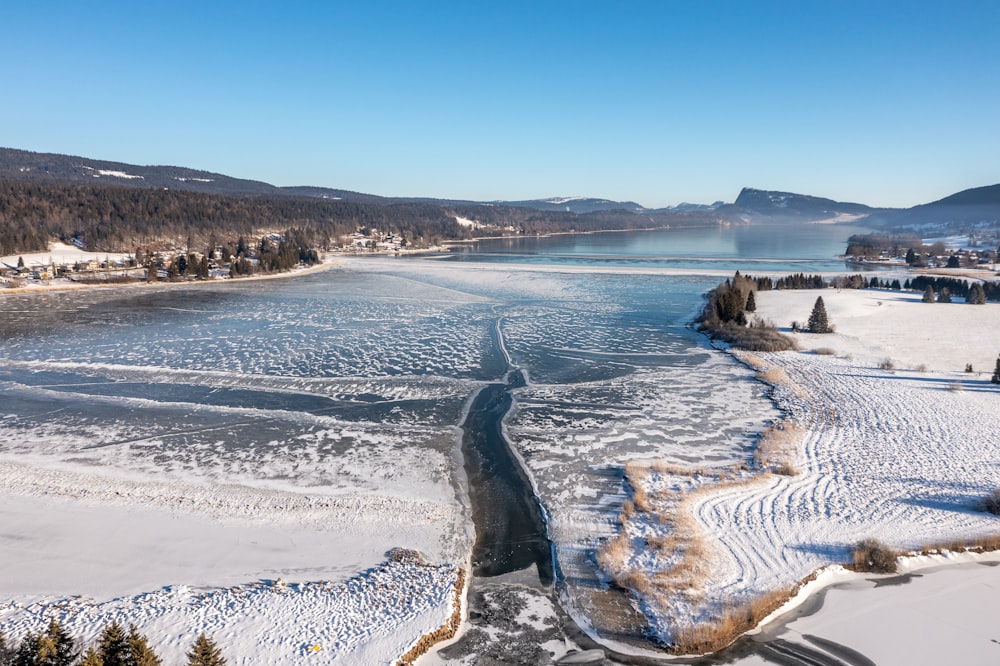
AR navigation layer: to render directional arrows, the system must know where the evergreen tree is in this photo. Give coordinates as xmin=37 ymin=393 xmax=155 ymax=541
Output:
xmin=12 ymin=633 xmax=51 ymax=666
xmin=17 ymin=256 xmax=24 ymax=269
xmin=946 ymin=255 xmax=960 ymax=268
xmin=0 ymin=630 xmax=14 ymax=666
xmin=10 ymin=620 xmax=77 ymax=666
xmin=98 ymin=622 xmax=128 ymax=666
xmin=13 ymin=631 xmax=42 ymax=666
xmin=992 ymin=356 xmax=1000 ymax=385
xmin=807 ymin=296 xmax=831 ymax=333
xmin=125 ymin=626 xmax=161 ymax=666
xmin=968 ymin=282 xmax=986 ymax=304
xmin=922 ymin=285 xmax=935 ymax=303
xmin=198 ymin=256 xmax=210 ymax=280
xmin=937 ymin=287 xmax=952 ymax=303
xmin=146 ymin=261 xmax=158 ymax=283
xmin=79 ymin=649 xmax=102 ymax=666
xmin=43 ymin=619 xmax=76 ymax=666
xmin=745 ymin=290 xmax=756 ymax=312
xmin=185 ymin=634 xmax=226 ymax=666
xmin=905 ymin=248 xmax=916 ymax=264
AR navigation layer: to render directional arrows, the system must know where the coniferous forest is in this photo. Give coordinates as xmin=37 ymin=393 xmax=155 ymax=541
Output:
xmin=0 ymin=182 xmax=721 ymax=256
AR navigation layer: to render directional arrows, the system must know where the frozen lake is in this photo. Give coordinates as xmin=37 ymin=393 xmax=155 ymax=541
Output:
xmin=0 ymin=222 xmax=866 ymax=650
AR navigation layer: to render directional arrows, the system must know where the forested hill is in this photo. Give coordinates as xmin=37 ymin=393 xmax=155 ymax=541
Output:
xmin=0 ymin=180 xmax=730 ymax=256
xmin=0 ymin=148 xmax=729 ymax=255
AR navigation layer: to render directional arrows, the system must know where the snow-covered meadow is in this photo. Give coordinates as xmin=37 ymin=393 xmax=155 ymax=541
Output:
xmin=606 ymin=287 xmax=1000 ymax=659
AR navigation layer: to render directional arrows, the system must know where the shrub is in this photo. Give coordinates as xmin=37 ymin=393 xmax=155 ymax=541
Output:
xmin=977 ymin=489 xmax=1000 ymax=516
xmin=851 ymin=538 xmax=900 ymax=573
xmin=913 ymin=364 xmax=927 ymax=373
xmin=878 ymin=358 xmax=895 ymax=371
xmin=812 ymin=347 xmax=836 ymax=356
xmin=774 ymin=461 xmax=798 ymax=476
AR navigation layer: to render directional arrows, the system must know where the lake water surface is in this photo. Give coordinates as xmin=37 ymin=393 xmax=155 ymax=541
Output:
xmin=0 ymin=222 xmax=867 ymax=650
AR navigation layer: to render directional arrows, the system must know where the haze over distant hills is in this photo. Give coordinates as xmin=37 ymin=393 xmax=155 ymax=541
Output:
xmin=0 ymin=147 xmax=997 ymax=256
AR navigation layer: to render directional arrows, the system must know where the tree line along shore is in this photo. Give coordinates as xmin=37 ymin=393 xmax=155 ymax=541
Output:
xmin=698 ymin=270 xmax=1000 ymax=352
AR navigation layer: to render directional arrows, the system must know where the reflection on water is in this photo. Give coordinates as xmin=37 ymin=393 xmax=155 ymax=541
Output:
xmin=446 ymin=224 xmax=871 ymax=273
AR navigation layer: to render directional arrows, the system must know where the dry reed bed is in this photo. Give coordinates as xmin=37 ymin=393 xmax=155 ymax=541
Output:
xmin=394 ymin=567 xmax=466 ymax=666
xmin=593 ymin=352 xmax=818 ymax=653
xmin=597 ymin=459 xmax=788 ymax=651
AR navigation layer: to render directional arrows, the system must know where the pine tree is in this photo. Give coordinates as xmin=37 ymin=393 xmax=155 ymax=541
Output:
xmin=937 ymin=287 xmax=952 ymax=303
xmin=0 ymin=629 xmax=14 ymax=666
xmin=126 ymin=626 xmax=161 ymax=666
xmin=905 ymin=248 xmax=916 ymax=264
xmin=968 ymin=282 xmax=986 ymax=304
xmin=44 ymin=619 xmax=77 ymax=666
xmin=79 ymin=649 xmax=102 ymax=666
xmin=13 ymin=632 xmax=57 ymax=666
xmin=807 ymin=296 xmax=831 ymax=333
xmin=922 ymin=285 xmax=935 ymax=303
xmin=745 ymin=290 xmax=756 ymax=312
xmin=992 ymin=356 xmax=1000 ymax=385
xmin=98 ymin=622 xmax=128 ymax=666
xmin=185 ymin=634 xmax=226 ymax=666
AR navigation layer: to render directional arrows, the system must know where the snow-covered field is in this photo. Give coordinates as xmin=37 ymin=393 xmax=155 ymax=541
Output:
xmin=0 ymin=241 xmax=133 ymax=269
xmin=612 ymin=287 xmax=1000 ymax=659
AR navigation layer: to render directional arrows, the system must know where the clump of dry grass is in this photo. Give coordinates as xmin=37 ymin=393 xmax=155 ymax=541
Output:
xmin=928 ymin=533 xmax=1000 ymax=553
xmin=757 ymin=366 xmax=789 ymax=385
xmin=913 ymin=363 xmax=928 ymax=372
xmin=596 ymin=532 xmax=631 ymax=583
xmin=671 ymin=586 xmax=792 ymax=654
xmin=812 ymin=347 xmax=836 ymax=356
xmin=850 ymin=538 xmax=900 ymax=573
xmin=652 ymin=461 xmax=711 ymax=477
xmin=975 ymin=488 xmax=1000 ymax=516
xmin=618 ymin=499 xmax=635 ymax=522
xmin=948 ymin=381 xmax=964 ymax=392
xmin=878 ymin=357 xmax=895 ymax=371
xmin=754 ymin=422 xmax=801 ymax=474
xmin=773 ymin=461 xmax=798 ymax=476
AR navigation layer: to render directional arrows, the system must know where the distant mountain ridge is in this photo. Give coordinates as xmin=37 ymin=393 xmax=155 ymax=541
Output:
xmin=864 ymin=183 xmax=1000 ymax=230
xmin=0 ymin=147 xmax=282 ymax=196
xmin=2 ymin=147 xmax=998 ymax=236
xmin=731 ymin=187 xmax=878 ymax=219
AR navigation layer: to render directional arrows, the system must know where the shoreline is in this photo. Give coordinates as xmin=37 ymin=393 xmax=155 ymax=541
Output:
xmin=0 ymin=255 xmax=342 ymax=297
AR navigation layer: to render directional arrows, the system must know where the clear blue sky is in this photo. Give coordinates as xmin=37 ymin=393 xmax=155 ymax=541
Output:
xmin=3 ymin=1 xmax=997 ymax=208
